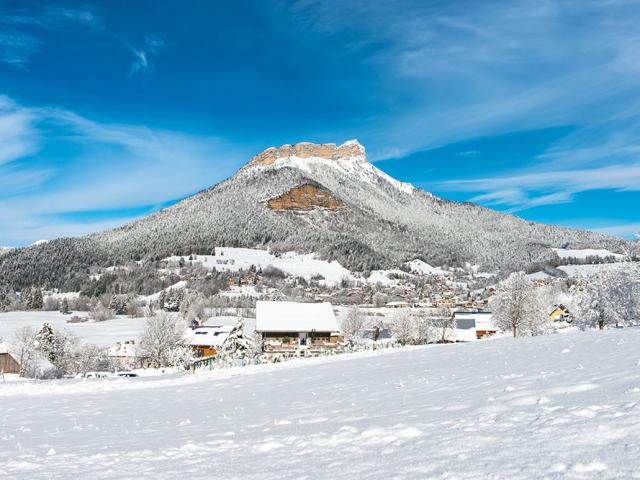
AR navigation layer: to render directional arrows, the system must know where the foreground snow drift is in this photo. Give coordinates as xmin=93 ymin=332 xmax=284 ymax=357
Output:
xmin=2 ymin=330 xmax=640 ymax=479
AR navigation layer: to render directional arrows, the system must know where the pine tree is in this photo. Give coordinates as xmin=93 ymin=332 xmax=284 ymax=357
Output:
xmin=35 ymin=322 xmax=57 ymax=364
xmin=28 ymin=288 xmax=44 ymax=310
xmin=220 ymin=318 xmax=255 ymax=360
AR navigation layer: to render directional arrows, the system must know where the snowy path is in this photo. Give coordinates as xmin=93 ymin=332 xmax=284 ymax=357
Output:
xmin=2 ymin=330 xmax=640 ymax=479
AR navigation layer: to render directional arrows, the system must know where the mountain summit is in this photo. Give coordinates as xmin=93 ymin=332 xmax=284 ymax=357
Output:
xmin=0 ymin=140 xmax=634 ymax=289
xmin=244 ymin=140 xmax=367 ymax=170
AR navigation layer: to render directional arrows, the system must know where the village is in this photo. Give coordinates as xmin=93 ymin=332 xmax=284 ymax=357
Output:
xmin=1 ymin=246 xmax=638 ymax=381
xmin=0 ymin=290 xmax=573 ymax=380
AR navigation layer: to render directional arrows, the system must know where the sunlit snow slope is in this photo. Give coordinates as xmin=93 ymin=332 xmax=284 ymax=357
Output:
xmin=1 ymin=330 xmax=640 ymax=479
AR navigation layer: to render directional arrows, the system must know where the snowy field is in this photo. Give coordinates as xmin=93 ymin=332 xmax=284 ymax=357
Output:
xmin=552 ymin=248 xmax=624 ymax=260
xmin=164 ymin=248 xmax=448 ymax=287
xmin=0 ymin=312 xmax=145 ymax=346
xmin=558 ymin=262 xmax=636 ymax=277
xmin=165 ymin=248 xmax=354 ymax=286
xmin=2 ymin=329 xmax=640 ymax=479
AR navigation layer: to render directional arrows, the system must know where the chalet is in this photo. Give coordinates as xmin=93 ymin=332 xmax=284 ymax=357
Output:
xmin=107 ymin=340 xmax=139 ymax=370
xmin=453 ymin=311 xmax=497 ymax=340
xmin=549 ymin=304 xmax=570 ymax=322
xmin=255 ymin=301 xmax=342 ymax=355
xmin=0 ymin=342 xmax=20 ymax=375
xmin=187 ymin=325 xmax=233 ymax=357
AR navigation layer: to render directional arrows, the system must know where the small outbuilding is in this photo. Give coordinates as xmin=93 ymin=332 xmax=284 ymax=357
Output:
xmin=255 ymin=301 xmax=342 ymax=354
xmin=453 ymin=311 xmax=497 ymax=340
xmin=0 ymin=342 xmax=21 ymax=375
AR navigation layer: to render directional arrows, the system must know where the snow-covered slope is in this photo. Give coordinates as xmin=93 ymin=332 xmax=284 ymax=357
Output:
xmin=165 ymin=248 xmax=353 ymax=286
xmin=2 ymin=329 xmax=640 ymax=479
xmin=553 ymin=247 xmax=625 ymax=260
xmin=1 ymin=140 xmax=635 ymax=290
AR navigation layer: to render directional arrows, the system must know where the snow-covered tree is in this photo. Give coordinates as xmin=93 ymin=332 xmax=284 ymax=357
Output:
xmin=59 ymin=298 xmax=70 ymax=314
xmin=412 ymin=310 xmax=436 ymax=344
xmin=341 ymin=307 xmax=368 ymax=340
xmin=109 ymin=294 xmax=130 ymax=315
xmin=569 ymin=267 xmax=640 ymax=329
xmin=35 ymin=323 xmax=79 ymax=375
xmin=220 ymin=318 xmax=255 ymax=360
xmin=493 ymin=272 xmax=549 ymax=337
xmin=0 ymin=286 xmax=16 ymax=312
xmin=391 ymin=310 xmax=415 ymax=344
xmin=23 ymin=287 xmax=43 ymax=310
xmin=90 ymin=303 xmax=114 ymax=322
xmin=73 ymin=344 xmax=115 ymax=375
xmin=427 ymin=307 xmax=455 ymax=343
xmin=138 ymin=312 xmax=190 ymax=367
xmin=372 ymin=292 xmax=388 ymax=308
xmin=159 ymin=288 xmax=185 ymax=312
xmin=181 ymin=293 xmax=208 ymax=324
xmin=11 ymin=327 xmax=41 ymax=377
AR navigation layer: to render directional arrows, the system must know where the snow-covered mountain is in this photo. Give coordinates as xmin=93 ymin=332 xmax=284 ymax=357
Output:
xmin=0 ymin=140 xmax=634 ymax=289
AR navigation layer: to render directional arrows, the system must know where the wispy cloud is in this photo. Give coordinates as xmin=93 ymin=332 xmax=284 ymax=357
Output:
xmin=0 ymin=5 xmax=163 ymax=75
xmin=0 ymin=29 xmax=41 ymax=67
xmin=593 ymin=222 xmax=640 ymax=238
xmin=0 ymin=96 xmax=39 ymax=165
xmin=435 ymin=162 xmax=640 ymax=212
xmin=128 ymin=35 xmax=165 ymax=76
xmin=286 ymin=0 xmax=640 ymax=161
xmin=0 ymin=96 xmax=244 ymax=246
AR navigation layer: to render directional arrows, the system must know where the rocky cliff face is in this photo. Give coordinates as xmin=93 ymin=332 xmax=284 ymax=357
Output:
xmin=267 ymin=183 xmax=344 ymax=211
xmin=244 ymin=140 xmax=366 ymax=169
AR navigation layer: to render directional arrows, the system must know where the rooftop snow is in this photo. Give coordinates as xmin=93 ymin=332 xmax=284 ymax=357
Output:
xmin=255 ymin=301 xmax=339 ymax=333
xmin=186 ymin=325 xmax=233 ymax=347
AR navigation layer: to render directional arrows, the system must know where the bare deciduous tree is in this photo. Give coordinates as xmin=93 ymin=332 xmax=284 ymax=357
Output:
xmin=341 ymin=307 xmax=368 ymax=340
xmin=138 ymin=312 xmax=190 ymax=367
xmin=493 ymin=272 xmax=548 ymax=337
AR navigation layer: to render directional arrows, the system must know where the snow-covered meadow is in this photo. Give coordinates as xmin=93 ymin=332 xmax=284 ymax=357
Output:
xmin=163 ymin=247 xmax=451 ymax=287
xmin=0 ymin=312 xmax=145 ymax=347
xmin=2 ymin=329 xmax=640 ymax=479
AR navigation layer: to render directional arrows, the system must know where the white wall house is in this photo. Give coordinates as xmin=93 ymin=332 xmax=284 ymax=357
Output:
xmin=255 ymin=301 xmax=342 ymax=355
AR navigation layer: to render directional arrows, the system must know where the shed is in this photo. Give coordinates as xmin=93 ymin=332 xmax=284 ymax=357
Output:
xmin=0 ymin=342 xmax=20 ymax=375
xmin=453 ymin=311 xmax=497 ymax=340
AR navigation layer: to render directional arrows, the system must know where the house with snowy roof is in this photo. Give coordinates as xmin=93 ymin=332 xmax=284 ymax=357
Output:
xmin=255 ymin=301 xmax=342 ymax=355
xmin=107 ymin=340 xmax=143 ymax=369
xmin=187 ymin=325 xmax=234 ymax=357
xmin=453 ymin=311 xmax=497 ymax=341
xmin=549 ymin=304 xmax=570 ymax=322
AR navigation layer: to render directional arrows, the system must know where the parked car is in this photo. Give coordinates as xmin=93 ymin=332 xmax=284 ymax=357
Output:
xmin=115 ymin=371 xmax=139 ymax=378
xmin=83 ymin=371 xmax=112 ymax=379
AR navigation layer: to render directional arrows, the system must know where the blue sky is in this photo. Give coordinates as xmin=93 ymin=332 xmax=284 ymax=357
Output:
xmin=1 ymin=0 xmax=640 ymax=246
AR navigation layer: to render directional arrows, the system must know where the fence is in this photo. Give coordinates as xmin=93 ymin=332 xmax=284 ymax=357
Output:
xmin=188 ymin=340 xmax=402 ymax=373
